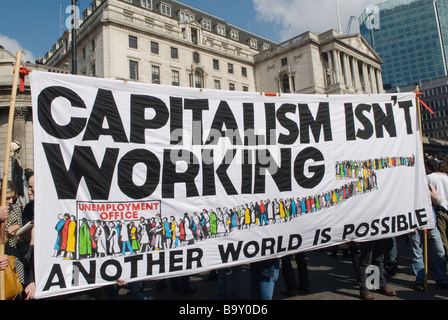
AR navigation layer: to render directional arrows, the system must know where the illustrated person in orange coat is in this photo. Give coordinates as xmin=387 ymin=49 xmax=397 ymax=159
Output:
xmin=64 ymin=215 xmax=76 ymax=260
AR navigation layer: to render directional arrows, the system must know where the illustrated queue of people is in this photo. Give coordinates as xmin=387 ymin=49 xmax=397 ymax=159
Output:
xmin=54 ymin=155 xmax=413 ymax=260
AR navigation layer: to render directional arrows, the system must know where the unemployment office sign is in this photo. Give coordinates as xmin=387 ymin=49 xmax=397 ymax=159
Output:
xmin=30 ymin=71 xmax=433 ymax=298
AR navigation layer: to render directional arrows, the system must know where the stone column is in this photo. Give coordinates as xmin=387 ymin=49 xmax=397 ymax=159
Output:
xmin=351 ymin=57 xmax=360 ymax=90
xmin=343 ymin=54 xmax=352 ymax=87
xmin=288 ymin=67 xmax=294 ymax=93
xmin=362 ymin=63 xmax=369 ymax=93
xmin=332 ymin=50 xmax=341 ymax=84
xmin=13 ymin=106 xmax=28 ymax=163
xmin=327 ymin=51 xmax=334 ymax=85
xmin=376 ymin=69 xmax=384 ymax=93
xmin=369 ymin=66 xmax=378 ymax=94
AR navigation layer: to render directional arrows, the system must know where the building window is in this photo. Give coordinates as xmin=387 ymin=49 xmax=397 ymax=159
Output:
xmin=151 ymin=41 xmax=159 ymax=54
xmin=81 ymin=48 xmax=86 ymax=60
xmin=229 ymin=83 xmax=235 ymax=91
xmin=191 ymin=28 xmax=199 ymax=44
xmin=194 ymin=70 xmax=203 ymax=88
xmin=141 ymin=0 xmax=152 ymax=9
xmin=152 ymin=65 xmax=160 ymax=83
xmin=193 ymin=52 xmax=200 ymax=63
xmin=180 ymin=11 xmax=195 ymax=22
xmin=172 ymin=70 xmax=179 ymax=86
xmin=202 ymin=19 xmax=212 ymax=31
xmin=91 ymin=39 xmax=96 ymax=52
xmin=213 ymin=59 xmax=219 ymax=70
xmin=281 ymin=74 xmax=295 ymax=93
xmin=230 ymin=30 xmax=239 ymax=41
xmin=160 ymin=3 xmax=171 ymax=16
xmin=242 ymin=67 xmax=247 ymax=77
xmin=243 ymin=86 xmax=248 ymax=92
xmin=90 ymin=62 xmax=96 ymax=77
xmin=171 ymin=47 xmax=178 ymax=59
xmin=249 ymin=39 xmax=258 ymax=49
xmin=129 ymin=35 xmax=138 ymax=49
xmin=217 ymin=24 xmax=226 ymax=36
xmin=129 ymin=60 xmax=138 ymax=80
xmin=281 ymin=57 xmax=288 ymax=66
xmin=214 ymin=79 xmax=221 ymax=90
xmin=228 ymin=63 xmax=234 ymax=74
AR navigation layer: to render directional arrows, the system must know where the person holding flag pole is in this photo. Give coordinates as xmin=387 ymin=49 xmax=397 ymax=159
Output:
xmin=0 ymin=50 xmax=24 ymax=300
xmin=411 ymin=85 xmax=448 ymax=292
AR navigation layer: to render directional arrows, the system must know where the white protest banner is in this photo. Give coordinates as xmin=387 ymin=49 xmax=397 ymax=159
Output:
xmin=30 ymin=71 xmax=434 ymax=299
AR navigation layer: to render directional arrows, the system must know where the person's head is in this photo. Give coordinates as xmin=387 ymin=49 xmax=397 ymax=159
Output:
xmin=425 ymin=158 xmax=439 ymax=174
xmin=27 ymin=173 xmax=34 ymax=201
xmin=1 ymin=180 xmax=17 ymax=206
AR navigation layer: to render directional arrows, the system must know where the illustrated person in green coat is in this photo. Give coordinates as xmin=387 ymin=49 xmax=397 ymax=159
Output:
xmin=79 ymin=217 xmax=92 ymax=259
xmin=209 ymin=209 xmax=217 ymax=237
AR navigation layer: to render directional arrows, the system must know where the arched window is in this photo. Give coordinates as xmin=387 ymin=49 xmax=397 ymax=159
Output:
xmin=194 ymin=70 xmax=203 ymax=88
xmin=280 ymin=73 xmax=295 ymax=93
xmin=282 ymin=74 xmax=290 ymax=93
xmin=193 ymin=52 xmax=200 ymax=63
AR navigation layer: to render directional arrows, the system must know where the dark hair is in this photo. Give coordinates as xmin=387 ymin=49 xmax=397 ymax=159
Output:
xmin=438 ymin=161 xmax=448 ymax=174
xmin=425 ymin=158 xmax=439 ymax=173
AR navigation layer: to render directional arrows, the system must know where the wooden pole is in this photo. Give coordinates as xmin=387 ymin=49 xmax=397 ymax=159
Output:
xmin=415 ymin=84 xmax=429 ymax=292
xmin=0 ymin=50 xmax=22 ymax=300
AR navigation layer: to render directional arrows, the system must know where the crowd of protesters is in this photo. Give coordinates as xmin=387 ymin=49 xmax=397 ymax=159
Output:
xmin=2 ymin=152 xmax=448 ymax=301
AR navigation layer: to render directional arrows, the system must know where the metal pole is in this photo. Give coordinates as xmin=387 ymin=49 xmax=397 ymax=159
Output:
xmin=71 ymin=0 xmax=77 ymax=75
xmin=336 ymin=0 xmax=342 ymax=34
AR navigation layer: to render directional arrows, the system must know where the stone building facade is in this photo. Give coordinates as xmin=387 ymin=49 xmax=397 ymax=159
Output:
xmin=0 ymin=0 xmax=385 ymax=173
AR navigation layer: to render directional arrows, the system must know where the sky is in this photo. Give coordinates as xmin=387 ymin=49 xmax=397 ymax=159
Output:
xmin=0 ymin=0 xmax=385 ymax=63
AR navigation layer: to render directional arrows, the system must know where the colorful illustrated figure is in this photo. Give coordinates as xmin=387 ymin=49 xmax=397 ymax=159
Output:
xmin=119 ymin=219 xmax=134 ymax=255
xmin=193 ymin=212 xmax=205 ymax=241
xmin=89 ymin=220 xmax=98 ymax=258
xmin=273 ymin=199 xmax=280 ymax=222
xmin=63 ymin=215 xmax=76 ymax=260
xmin=139 ymin=217 xmax=151 ymax=252
xmin=59 ymin=213 xmax=71 ymax=258
xmin=79 ymin=218 xmax=92 ymax=259
xmin=107 ymin=221 xmax=121 ymax=257
xmin=163 ymin=217 xmax=172 ymax=250
xmin=95 ymin=220 xmax=107 ymax=257
xmin=53 ymin=214 xmax=65 ymax=257
xmin=244 ymin=204 xmax=250 ymax=229
xmin=172 ymin=218 xmax=180 ymax=248
xmin=130 ymin=221 xmax=141 ymax=252
xmin=209 ymin=209 xmax=217 ymax=237
xmin=183 ymin=213 xmax=195 ymax=245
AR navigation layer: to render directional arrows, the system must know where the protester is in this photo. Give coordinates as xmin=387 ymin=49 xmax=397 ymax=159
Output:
xmin=249 ymin=258 xmax=279 ymax=300
xmin=357 ymin=239 xmax=397 ymax=300
xmin=280 ymin=252 xmax=310 ymax=296
xmin=0 ymin=204 xmax=9 ymax=271
xmin=384 ymin=237 xmax=398 ymax=276
xmin=409 ymin=158 xmax=448 ymax=291
xmin=104 ymin=280 xmax=153 ymax=300
xmin=434 ymin=157 xmax=448 ymax=272
xmin=22 ymin=173 xmax=35 ymax=300
xmin=2 ymin=179 xmax=33 ymax=299
xmin=217 ymin=265 xmax=244 ymax=300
